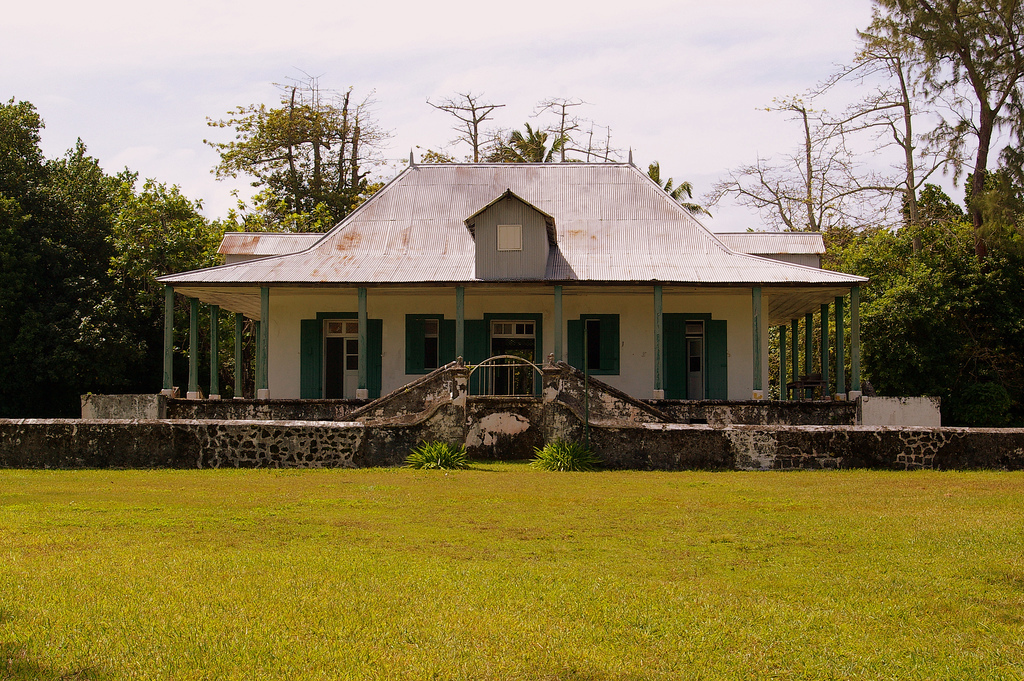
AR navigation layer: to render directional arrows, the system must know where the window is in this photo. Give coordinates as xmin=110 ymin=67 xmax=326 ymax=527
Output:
xmin=423 ymin=318 xmax=439 ymax=370
xmin=567 ymin=314 xmax=620 ymax=375
xmin=405 ymin=314 xmax=455 ymax=374
xmin=497 ymin=224 xmax=523 ymax=251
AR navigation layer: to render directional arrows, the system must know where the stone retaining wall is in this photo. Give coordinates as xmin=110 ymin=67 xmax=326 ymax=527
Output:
xmin=645 ymin=399 xmax=857 ymax=426
xmin=3 ymin=419 xmax=1023 ymax=471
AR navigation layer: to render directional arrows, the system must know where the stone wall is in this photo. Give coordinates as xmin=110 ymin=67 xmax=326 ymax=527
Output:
xmin=592 ymin=424 xmax=1024 ymax=471
xmin=167 ymin=398 xmax=366 ymax=421
xmin=645 ymin=399 xmax=857 ymax=426
xmin=4 ymin=419 xmax=1023 ymax=471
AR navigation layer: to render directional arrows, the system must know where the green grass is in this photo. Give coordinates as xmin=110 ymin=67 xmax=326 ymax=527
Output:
xmin=1 ymin=467 xmax=1023 ymax=680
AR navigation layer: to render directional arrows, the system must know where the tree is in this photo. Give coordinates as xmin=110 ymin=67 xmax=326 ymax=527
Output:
xmin=871 ymin=0 xmax=1024 ymax=259
xmin=206 ymin=76 xmax=387 ymax=231
xmin=827 ymin=184 xmax=1024 ymax=425
xmin=822 ymin=25 xmax=959 ymax=234
xmin=709 ymin=98 xmax=892 ymax=231
xmin=533 ymin=98 xmax=585 ymax=163
xmin=647 ymin=161 xmax=710 ymax=217
xmin=427 ymin=92 xmax=505 ymax=162
xmin=487 ymin=123 xmax=566 ymax=163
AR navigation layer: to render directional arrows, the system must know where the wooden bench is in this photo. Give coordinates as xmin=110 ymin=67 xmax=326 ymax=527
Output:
xmin=786 ymin=373 xmax=827 ymax=399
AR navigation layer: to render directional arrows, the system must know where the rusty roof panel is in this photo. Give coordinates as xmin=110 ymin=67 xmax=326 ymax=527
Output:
xmin=162 ymin=163 xmax=865 ymax=287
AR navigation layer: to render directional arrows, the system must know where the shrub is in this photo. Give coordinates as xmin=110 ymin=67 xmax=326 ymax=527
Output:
xmin=405 ymin=441 xmax=470 ymax=470
xmin=531 ymin=439 xmax=600 ymax=472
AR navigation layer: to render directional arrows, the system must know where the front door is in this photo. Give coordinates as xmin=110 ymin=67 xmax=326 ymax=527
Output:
xmin=665 ymin=315 xmax=705 ymax=399
xmin=324 ymin=319 xmax=359 ymax=399
xmin=489 ymin=320 xmax=536 ymax=395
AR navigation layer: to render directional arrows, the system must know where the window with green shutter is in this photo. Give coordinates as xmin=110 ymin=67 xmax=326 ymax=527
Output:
xmin=405 ymin=314 xmax=456 ymax=374
xmin=567 ymin=314 xmax=619 ymax=375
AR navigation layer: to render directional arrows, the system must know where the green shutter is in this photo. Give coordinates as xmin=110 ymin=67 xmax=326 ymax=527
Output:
xmin=706 ymin=319 xmax=728 ymax=400
xmin=440 ymin=319 xmax=456 ymax=365
xmin=567 ymin=319 xmax=583 ymax=369
xmin=598 ymin=314 xmax=619 ymax=374
xmin=663 ymin=314 xmax=687 ymax=399
xmin=405 ymin=315 xmax=425 ymax=374
xmin=368 ymin=318 xmax=383 ymax=399
xmin=300 ymin=319 xmax=322 ymax=398
xmin=464 ymin=319 xmax=488 ymax=365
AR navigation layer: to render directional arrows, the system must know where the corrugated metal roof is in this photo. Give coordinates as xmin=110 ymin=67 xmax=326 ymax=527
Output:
xmin=217 ymin=232 xmax=324 ymax=256
xmin=715 ymin=231 xmax=826 ymax=256
xmin=162 ymin=163 xmax=865 ymax=287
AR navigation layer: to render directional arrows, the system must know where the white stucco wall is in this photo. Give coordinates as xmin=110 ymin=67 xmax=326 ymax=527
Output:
xmin=266 ymin=286 xmax=763 ymax=400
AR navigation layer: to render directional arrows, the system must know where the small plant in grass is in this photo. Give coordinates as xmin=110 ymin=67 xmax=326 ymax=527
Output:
xmin=405 ymin=441 xmax=470 ymax=470
xmin=531 ymin=439 xmax=601 ymax=471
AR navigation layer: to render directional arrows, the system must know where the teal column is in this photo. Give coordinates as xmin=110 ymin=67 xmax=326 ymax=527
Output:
xmin=188 ymin=297 xmax=199 ymax=397
xmin=456 ymin=286 xmax=465 ymax=361
xmin=163 ymin=286 xmax=174 ymax=392
xmin=790 ymin=319 xmax=799 ymax=385
xmin=209 ymin=305 xmax=219 ymax=397
xmin=358 ymin=287 xmax=367 ymax=392
xmin=820 ymin=302 xmax=829 ymax=391
xmin=234 ymin=312 xmax=244 ymax=399
xmin=804 ymin=312 xmax=814 ymax=398
xmin=258 ymin=287 xmax=269 ymax=394
xmin=851 ymin=286 xmax=861 ymax=392
xmin=780 ymin=325 xmax=788 ymax=401
xmin=654 ymin=285 xmax=664 ymax=394
xmin=752 ymin=287 xmax=763 ymax=395
xmin=254 ymin=320 xmax=263 ymax=391
xmin=553 ymin=285 xmax=563 ymax=362
xmin=835 ymin=296 xmax=845 ymax=395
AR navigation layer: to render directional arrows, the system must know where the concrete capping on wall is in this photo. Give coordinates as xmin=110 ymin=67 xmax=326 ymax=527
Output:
xmin=857 ymin=396 xmax=942 ymax=427
xmin=82 ymin=394 xmax=168 ymax=420
xmin=167 ymin=398 xmax=366 ymax=421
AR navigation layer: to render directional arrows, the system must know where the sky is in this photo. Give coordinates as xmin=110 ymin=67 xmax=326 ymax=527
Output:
xmin=3 ymin=0 xmax=953 ymax=232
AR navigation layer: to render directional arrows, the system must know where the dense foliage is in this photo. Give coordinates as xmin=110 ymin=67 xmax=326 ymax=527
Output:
xmin=827 ymin=185 xmax=1024 ymax=426
xmin=531 ymin=439 xmax=601 ymax=471
xmin=0 ymin=99 xmax=227 ymax=417
xmin=405 ymin=441 xmax=471 ymax=470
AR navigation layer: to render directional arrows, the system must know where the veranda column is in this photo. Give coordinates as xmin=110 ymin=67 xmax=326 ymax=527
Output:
xmin=456 ymin=286 xmax=465 ymax=361
xmin=162 ymin=285 xmax=174 ymax=396
xmin=653 ymin=285 xmax=664 ymax=398
xmin=553 ymin=285 xmax=563 ymax=363
xmin=804 ymin=312 xmax=814 ymax=398
xmin=752 ymin=287 xmax=763 ymax=400
xmin=835 ymin=295 xmax=846 ymax=397
xmin=257 ymin=287 xmax=270 ymax=399
xmin=187 ymin=297 xmax=200 ymax=400
xmin=357 ymin=287 xmax=368 ymax=399
xmin=209 ymin=305 xmax=220 ymax=399
xmin=790 ymin=319 xmax=799 ymax=390
xmin=820 ymin=302 xmax=830 ymax=392
xmin=780 ymin=325 xmax=788 ymax=400
xmin=234 ymin=312 xmax=244 ymax=399
xmin=850 ymin=286 xmax=861 ymax=398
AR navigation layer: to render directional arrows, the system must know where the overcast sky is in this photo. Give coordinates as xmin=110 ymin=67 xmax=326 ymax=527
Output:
xmin=5 ymin=0 xmax=952 ymax=232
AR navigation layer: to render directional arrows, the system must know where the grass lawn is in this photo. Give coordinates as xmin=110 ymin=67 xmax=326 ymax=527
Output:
xmin=1 ymin=466 xmax=1023 ymax=680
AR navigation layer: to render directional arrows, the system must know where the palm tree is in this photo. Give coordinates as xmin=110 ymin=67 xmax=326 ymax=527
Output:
xmin=490 ymin=123 xmax=566 ymax=163
xmin=648 ymin=161 xmax=710 ymax=217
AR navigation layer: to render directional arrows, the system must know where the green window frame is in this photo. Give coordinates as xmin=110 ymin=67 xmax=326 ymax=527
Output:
xmin=567 ymin=314 xmax=619 ymax=375
xmin=405 ymin=314 xmax=456 ymax=374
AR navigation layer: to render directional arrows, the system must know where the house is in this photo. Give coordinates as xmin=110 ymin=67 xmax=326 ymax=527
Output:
xmin=157 ymin=162 xmax=867 ymax=402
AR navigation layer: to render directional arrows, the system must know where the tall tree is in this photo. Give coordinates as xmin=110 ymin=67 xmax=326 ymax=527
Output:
xmin=427 ymin=92 xmax=505 ymax=162
xmin=647 ymin=161 xmax=710 ymax=217
xmin=871 ymin=0 xmax=1024 ymax=258
xmin=206 ymin=76 xmax=386 ymax=231
xmin=533 ymin=97 xmax=585 ymax=163
xmin=709 ymin=98 xmax=891 ymax=231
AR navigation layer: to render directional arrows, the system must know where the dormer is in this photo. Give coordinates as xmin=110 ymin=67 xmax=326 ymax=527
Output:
xmin=464 ymin=189 xmax=556 ymax=280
